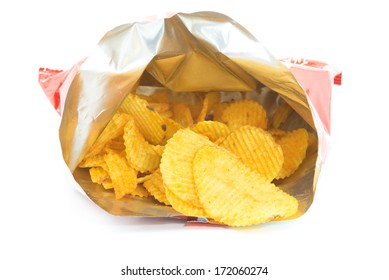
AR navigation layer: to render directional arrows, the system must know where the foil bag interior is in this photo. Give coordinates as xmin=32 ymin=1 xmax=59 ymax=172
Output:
xmin=59 ymin=11 xmax=320 ymax=219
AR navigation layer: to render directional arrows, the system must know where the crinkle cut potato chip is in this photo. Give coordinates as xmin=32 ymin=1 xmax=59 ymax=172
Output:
xmin=85 ymin=112 xmax=131 ymax=158
xmin=89 ymin=167 xmax=111 ymax=186
xmin=275 ymin=128 xmax=309 ymax=179
xmin=119 ymin=93 xmax=167 ymax=145
xmin=104 ymin=150 xmax=138 ymax=199
xmin=221 ymin=99 xmax=268 ymax=131
xmin=123 ymin=117 xmax=161 ymax=173
xmin=191 ymin=121 xmax=230 ymax=142
xmin=193 ymin=146 xmax=298 ymax=226
xmin=165 ymin=188 xmax=207 ymax=217
xmin=221 ymin=126 xmax=284 ymax=181
xmin=143 ymin=170 xmax=171 ymax=206
xmin=160 ymin=129 xmax=214 ymax=209
xmin=172 ymin=103 xmax=194 ymax=127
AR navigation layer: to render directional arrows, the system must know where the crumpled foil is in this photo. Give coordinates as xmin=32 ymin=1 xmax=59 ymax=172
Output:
xmin=43 ymin=11 xmax=332 ymax=220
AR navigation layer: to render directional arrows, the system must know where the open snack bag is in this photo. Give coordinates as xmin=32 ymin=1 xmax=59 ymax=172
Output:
xmin=39 ymin=11 xmax=341 ymax=226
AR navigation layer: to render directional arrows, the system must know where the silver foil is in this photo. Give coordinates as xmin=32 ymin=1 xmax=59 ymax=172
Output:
xmin=60 ymin=11 xmax=318 ymax=218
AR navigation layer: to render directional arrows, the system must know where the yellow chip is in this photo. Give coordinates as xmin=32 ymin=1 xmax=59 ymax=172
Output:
xmin=193 ymin=146 xmax=298 ymax=226
xmin=89 ymin=167 xmax=111 ymax=186
xmin=220 ymin=126 xmax=283 ymax=181
xmin=136 ymin=174 xmax=153 ymax=184
xmin=160 ymin=129 xmax=214 ymax=208
xmin=85 ymin=112 xmax=130 ymax=158
xmin=129 ymin=185 xmax=150 ymax=198
xmin=105 ymin=137 xmax=125 ymax=152
xmin=268 ymin=129 xmax=287 ymax=139
xmin=119 ymin=93 xmax=166 ymax=145
xmin=79 ymin=154 xmax=106 ymax=168
xmin=196 ymin=92 xmax=219 ymax=123
xmin=165 ymin=189 xmax=207 ymax=217
xmin=275 ymin=128 xmax=309 ymax=179
xmin=152 ymin=145 xmax=165 ymax=157
xmin=212 ymin=102 xmax=229 ymax=122
xmin=104 ymin=150 xmax=137 ymax=199
xmin=271 ymin=102 xmax=293 ymax=129
xmin=143 ymin=170 xmax=170 ymax=205
xmin=221 ymin=99 xmax=268 ymax=131
xmin=148 ymin=102 xmax=171 ymax=113
xmin=161 ymin=117 xmax=182 ymax=144
xmin=171 ymin=103 xmax=194 ymax=127
xmin=191 ymin=121 xmax=231 ymax=142
xmin=123 ymin=117 xmax=161 ymax=173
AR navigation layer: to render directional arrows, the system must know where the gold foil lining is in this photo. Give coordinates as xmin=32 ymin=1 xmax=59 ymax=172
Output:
xmin=60 ymin=11 xmax=318 ymax=218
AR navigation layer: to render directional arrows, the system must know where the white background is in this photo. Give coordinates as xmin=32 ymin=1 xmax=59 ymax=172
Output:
xmin=1 ymin=1 xmax=388 ymax=279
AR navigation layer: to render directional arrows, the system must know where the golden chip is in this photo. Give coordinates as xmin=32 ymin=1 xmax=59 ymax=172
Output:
xmin=212 ymin=102 xmax=229 ymax=122
xmin=123 ymin=117 xmax=161 ymax=173
xmin=85 ymin=112 xmax=130 ymax=158
xmin=171 ymin=103 xmax=194 ymax=127
xmin=129 ymin=185 xmax=150 ymax=198
xmin=220 ymin=126 xmax=283 ymax=181
xmin=151 ymin=145 xmax=165 ymax=157
xmin=221 ymin=99 xmax=268 ymax=131
xmin=191 ymin=121 xmax=231 ymax=142
xmin=143 ymin=170 xmax=170 ymax=205
xmin=79 ymin=154 xmax=106 ymax=169
xmin=119 ymin=93 xmax=166 ymax=145
xmin=160 ymin=129 xmax=213 ymax=208
xmin=104 ymin=150 xmax=137 ymax=199
xmin=89 ymin=167 xmax=111 ymax=187
xmin=161 ymin=117 xmax=182 ymax=143
xmin=275 ymin=128 xmax=309 ymax=179
xmin=193 ymin=145 xmax=298 ymax=226
xmin=196 ymin=92 xmax=219 ymax=122
xmin=165 ymin=189 xmax=207 ymax=217
xmin=136 ymin=174 xmax=153 ymax=184
xmin=271 ymin=102 xmax=293 ymax=129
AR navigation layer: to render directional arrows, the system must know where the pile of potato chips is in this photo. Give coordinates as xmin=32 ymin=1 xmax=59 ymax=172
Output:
xmin=79 ymin=90 xmax=313 ymax=226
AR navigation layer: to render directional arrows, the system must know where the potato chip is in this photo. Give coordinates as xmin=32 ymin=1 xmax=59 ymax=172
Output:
xmin=271 ymin=102 xmax=293 ymax=129
xmin=85 ymin=112 xmax=130 ymax=158
xmin=104 ymin=150 xmax=137 ymax=199
xmin=268 ymin=128 xmax=287 ymax=138
xmin=136 ymin=174 xmax=153 ymax=184
xmin=193 ymin=146 xmax=298 ymax=226
xmin=165 ymin=189 xmax=207 ymax=217
xmin=129 ymin=185 xmax=150 ymax=198
xmin=196 ymin=92 xmax=219 ymax=122
xmin=160 ymin=129 xmax=213 ymax=208
xmin=79 ymin=154 xmax=106 ymax=169
xmin=143 ymin=170 xmax=170 ymax=205
xmin=212 ymin=102 xmax=229 ymax=122
xmin=148 ymin=102 xmax=171 ymax=113
xmin=220 ymin=126 xmax=283 ymax=181
xmin=106 ymin=137 xmax=125 ymax=152
xmin=120 ymin=93 xmax=166 ymax=145
xmin=275 ymin=128 xmax=309 ymax=179
xmin=191 ymin=121 xmax=230 ymax=142
xmin=221 ymin=99 xmax=268 ymax=131
xmin=161 ymin=117 xmax=182 ymax=143
xmin=89 ymin=167 xmax=111 ymax=187
xmin=151 ymin=145 xmax=165 ymax=157
xmin=172 ymin=103 xmax=194 ymax=127
xmin=123 ymin=117 xmax=161 ymax=173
